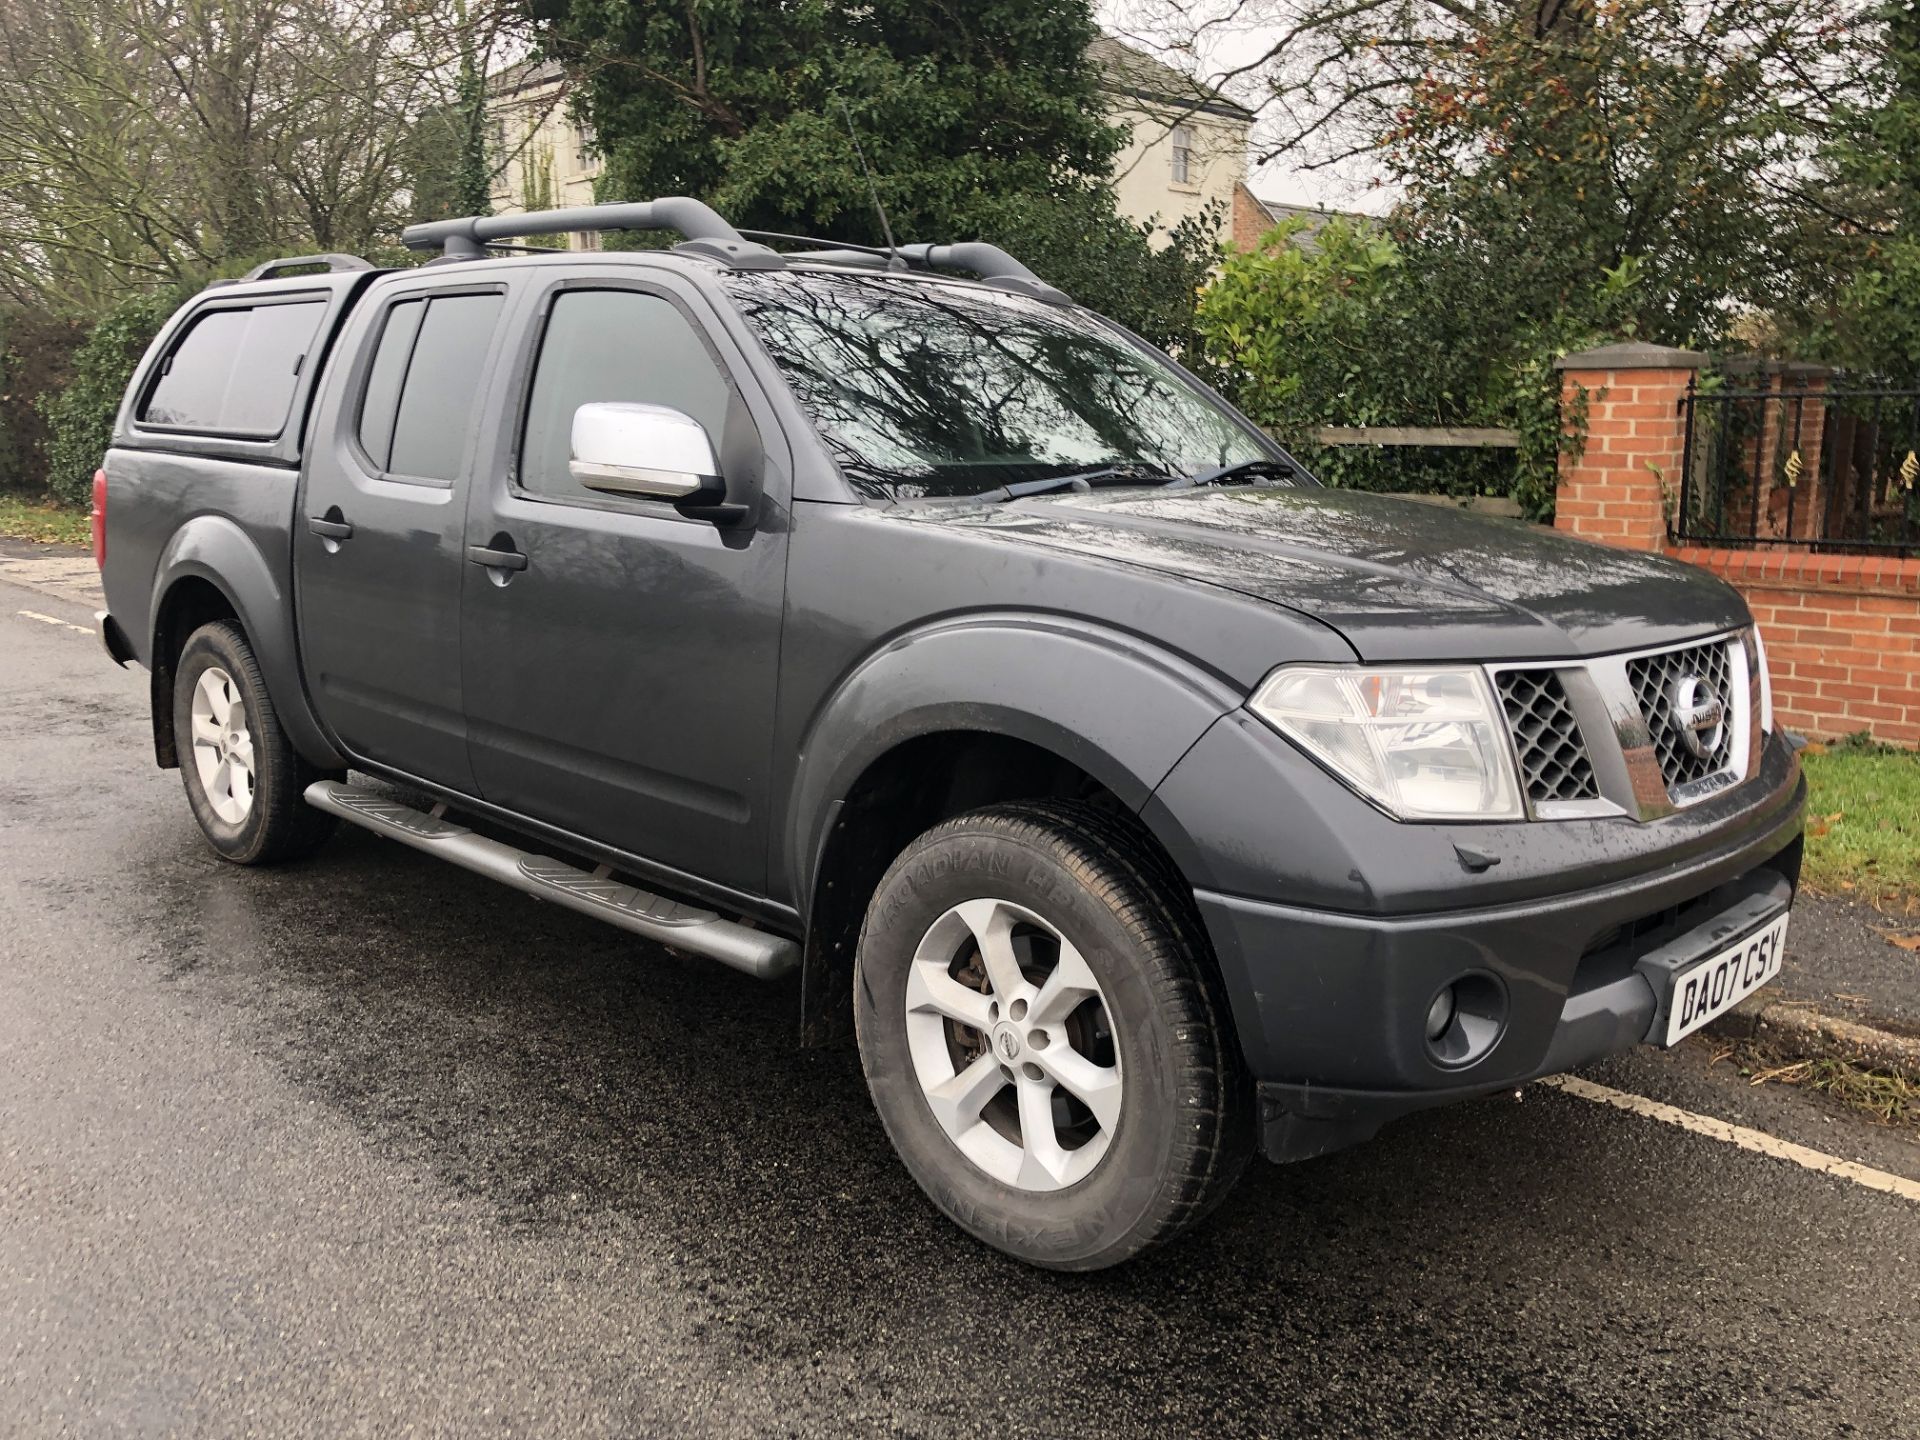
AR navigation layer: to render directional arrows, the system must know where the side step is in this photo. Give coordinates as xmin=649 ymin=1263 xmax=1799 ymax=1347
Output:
xmin=304 ymin=780 xmax=799 ymax=980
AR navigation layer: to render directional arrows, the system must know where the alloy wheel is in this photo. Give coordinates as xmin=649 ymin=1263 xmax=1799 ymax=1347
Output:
xmin=189 ymin=666 xmax=256 ymax=825
xmin=904 ymin=897 xmax=1123 ymax=1191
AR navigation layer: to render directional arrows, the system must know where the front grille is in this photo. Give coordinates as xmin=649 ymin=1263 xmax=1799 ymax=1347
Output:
xmin=1496 ymin=669 xmax=1599 ymax=804
xmin=1626 ymin=638 xmax=1737 ymax=792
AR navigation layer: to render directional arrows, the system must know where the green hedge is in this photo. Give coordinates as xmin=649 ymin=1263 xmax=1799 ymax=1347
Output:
xmin=40 ymin=289 xmax=185 ymax=507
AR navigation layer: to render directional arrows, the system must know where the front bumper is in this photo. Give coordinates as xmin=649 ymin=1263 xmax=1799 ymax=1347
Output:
xmin=1167 ymin=728 xmax=1805 ymax=1163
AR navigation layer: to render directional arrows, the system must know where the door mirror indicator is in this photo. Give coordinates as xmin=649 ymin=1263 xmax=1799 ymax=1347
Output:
xmin=569 ymin=402 xmax=722 ymax=502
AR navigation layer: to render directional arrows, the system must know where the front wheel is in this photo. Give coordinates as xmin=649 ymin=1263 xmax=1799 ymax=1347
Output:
xmin=854 ymin=801 xmax=1252 ymax=1270
xmin=173 ymin=620 xmax=338 ymax=865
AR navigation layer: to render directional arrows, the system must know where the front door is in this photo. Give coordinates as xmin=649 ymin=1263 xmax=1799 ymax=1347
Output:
xmin=458 ymin=273 xmax=789 ymax=898
xmin=295 ymin=277 xmax=512 ymax=792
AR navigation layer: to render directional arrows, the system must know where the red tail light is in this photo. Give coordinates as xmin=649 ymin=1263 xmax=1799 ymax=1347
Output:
xmin=91 ymin=468 xmax=107 ymax=570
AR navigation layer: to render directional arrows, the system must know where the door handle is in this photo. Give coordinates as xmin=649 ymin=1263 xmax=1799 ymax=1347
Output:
xmin=307 ymin=515 xmax=353 ymax=540
xmin=467 ymin=544 xmax=528 ymax=572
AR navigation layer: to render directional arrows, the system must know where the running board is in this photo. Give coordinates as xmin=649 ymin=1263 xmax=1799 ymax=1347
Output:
xmin=304 ymin=780 xmax=798 ymax=980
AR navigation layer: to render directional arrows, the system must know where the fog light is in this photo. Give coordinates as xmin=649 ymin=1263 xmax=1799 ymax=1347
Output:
xmin=1425 ymin=972 xmax=1509 ymax=1069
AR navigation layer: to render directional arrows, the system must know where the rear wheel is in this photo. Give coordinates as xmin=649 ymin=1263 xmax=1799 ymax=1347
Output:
xmin=854 ymin=801 xmax=1252 ymax=1270
xmin=174 ymin=621 xmax=338 ymax=865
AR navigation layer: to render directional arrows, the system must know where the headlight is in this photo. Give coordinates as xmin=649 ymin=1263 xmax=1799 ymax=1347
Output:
xmin=1248 ymin=665 xmax=1523 ymax=821
xmin=1752 ymin=626 xmax=1774 ymax=735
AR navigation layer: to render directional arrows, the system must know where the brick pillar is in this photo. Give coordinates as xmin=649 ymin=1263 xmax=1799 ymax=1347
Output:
xmin=1552 ymin=342 xmax=1704 ymax=553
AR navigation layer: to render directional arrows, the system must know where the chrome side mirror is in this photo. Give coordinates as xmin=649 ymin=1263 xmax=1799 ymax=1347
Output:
xmin=569 ymin=402 xmax=721 ymax=500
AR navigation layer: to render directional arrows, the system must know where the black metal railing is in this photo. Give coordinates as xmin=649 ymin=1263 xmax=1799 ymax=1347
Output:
xmin=1675 ymin=370 xmax=1920 ymax=553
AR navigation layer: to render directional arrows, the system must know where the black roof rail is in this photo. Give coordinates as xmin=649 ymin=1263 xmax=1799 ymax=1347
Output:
xmin=735 ymin=230 xmax=894 ymax=257
xmin=736 ymin=231 xmax=904 ymax=273
xmin=400 ymin=200 xmax=1070 ymax=302
xmin=736 ymin=229 xmax=1070 ymax=303
xmin=209 ymin=253 xmax=375 ymax=288
xmin=782 ymin=249 xmax=894 ymax=271
xmin=401 ymin=197 xmax=782 ymax=267
xmin=895 ymin=242 xmax=1069 ymax=304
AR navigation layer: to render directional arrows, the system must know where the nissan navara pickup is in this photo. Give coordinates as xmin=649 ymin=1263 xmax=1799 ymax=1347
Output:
xmin=93 ymin=198 xmax=1806 ymax=1270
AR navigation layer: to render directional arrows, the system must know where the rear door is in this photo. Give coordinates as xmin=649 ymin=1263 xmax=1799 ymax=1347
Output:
xmin=457 ymin=268 xmax=790 ymax=897
xmin=295 ymin=274 xmax=513 ymax=791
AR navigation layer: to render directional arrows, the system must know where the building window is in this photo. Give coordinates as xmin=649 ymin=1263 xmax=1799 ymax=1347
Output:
xmin=574 ymin=120 xmax=596 ymax=169
xmin=572 ymin=231 xmax=601 ymax=252
xmin=1170 ymin=124 xmax=1194 ymax=185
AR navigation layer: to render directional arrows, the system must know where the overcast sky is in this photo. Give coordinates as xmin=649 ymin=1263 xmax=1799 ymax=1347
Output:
xmin=1095 ymin=0 xmax=1396 ymax=214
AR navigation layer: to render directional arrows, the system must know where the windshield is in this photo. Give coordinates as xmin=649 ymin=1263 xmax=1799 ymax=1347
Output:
xmin=722 ymin=271 xmax=1284 ymax=501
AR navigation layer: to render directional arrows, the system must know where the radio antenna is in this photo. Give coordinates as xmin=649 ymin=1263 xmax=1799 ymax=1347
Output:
xmin=838 ymin=96 xmax=905 ymax=271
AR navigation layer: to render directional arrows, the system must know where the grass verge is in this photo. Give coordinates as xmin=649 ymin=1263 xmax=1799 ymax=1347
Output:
xmin=0 ymin=494 xmax=90 ymax=546
xmin=1722 ymin=1041 xmax=1918 ymax=1129
xmin=1798 ymin=736 xmax=1920 ymax=913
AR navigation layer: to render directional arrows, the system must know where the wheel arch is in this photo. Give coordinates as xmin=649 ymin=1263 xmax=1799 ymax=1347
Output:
xmin=147 ymin=516 xmax=345 ymax=772
xmin=787 ymin=615 xmax=1242 ymax=1046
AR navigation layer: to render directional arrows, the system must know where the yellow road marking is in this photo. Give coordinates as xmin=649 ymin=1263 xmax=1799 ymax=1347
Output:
xmin=16 ymin=609 xmax=94 ymax=635
xmin=1541 ymin=1073 xmax=1920 ymax=1204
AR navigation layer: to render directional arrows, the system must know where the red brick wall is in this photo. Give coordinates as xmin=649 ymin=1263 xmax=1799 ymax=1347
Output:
xmin=1229 ymin=183 xmax=1272 ymax=252
xmin=1675 ymin=548 xmax=1920 ymax=746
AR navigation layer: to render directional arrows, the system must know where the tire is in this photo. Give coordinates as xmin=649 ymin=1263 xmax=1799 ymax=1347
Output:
xmin=173 ymin=620 xmax=339 ymax=865
xmin=854 ymin=800 xmax=1253 ymax=1270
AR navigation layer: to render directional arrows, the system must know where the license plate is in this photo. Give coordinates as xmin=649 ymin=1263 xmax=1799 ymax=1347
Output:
xmin=1662 ymin=912 xmax=1789 ymax=1046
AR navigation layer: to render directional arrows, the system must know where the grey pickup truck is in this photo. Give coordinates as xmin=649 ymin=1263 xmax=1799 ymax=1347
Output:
xmin=95 ymin=197 xmax=1805 ymax=1269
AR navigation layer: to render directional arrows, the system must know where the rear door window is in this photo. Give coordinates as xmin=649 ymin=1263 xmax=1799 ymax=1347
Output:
xmin=359 ymin=291 xmax=504 ymax=482
xmin=140 ymin=299 xmax=327 ymax=435
xmin=355 ymin=300 xmax=425 ymax=472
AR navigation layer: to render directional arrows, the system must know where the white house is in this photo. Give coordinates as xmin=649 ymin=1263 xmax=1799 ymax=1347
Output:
xmin=1088 ymin=37 xmax=1254 ymax=245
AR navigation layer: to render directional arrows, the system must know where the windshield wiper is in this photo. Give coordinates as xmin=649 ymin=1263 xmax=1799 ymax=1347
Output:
xmin=1162 ymin=457 xmax=1304 ymax=490
xmin=973 ymin=464 xmax=1174 ymax=503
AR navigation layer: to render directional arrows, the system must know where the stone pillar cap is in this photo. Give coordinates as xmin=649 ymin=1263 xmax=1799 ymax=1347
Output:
xmin=1719 ymin=355 xmax=1836 ymax=380
xmin=1555 ymin=341 xmax=1705 ymax=372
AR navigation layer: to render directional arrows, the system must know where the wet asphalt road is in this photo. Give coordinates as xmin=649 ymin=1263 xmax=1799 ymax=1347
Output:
xmin=3 ymin=584 xmax=1919 ymax=1439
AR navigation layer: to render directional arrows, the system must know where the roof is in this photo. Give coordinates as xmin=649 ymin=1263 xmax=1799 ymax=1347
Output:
xmin=487 ymin=56 xmax=566 ymax=102
xmin=1233 ymin=185 xmax=1369 ymax=250
xmin=1247 ymin=196 xmax=1356 ymax=228
xmin=1088 ymin=35 xmax=1255 ymax=124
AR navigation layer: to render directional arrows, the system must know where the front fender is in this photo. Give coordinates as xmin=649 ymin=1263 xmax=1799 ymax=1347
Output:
xmin=150 ymin=515 xmax=344 ymax=769
xmin=782 ymin=612 xmax=1246 ymax=907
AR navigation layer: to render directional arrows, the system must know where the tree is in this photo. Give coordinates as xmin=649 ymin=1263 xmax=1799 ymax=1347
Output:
xmin=403 ymin=0 xmax=527 ymax=225
xmin=1389 ymin=1 xmax=1864 ymax=348
xmin=520 ymin=0 xmax=1216 ymax=342
xmin=528 ymin=1 xmax=1120 ymax=236
xmin=0 ymin=0 xmax=521 ymax=315
xmin=985 ymin=192 xmax=1222 ymax=355
xmin=1122 ymin=0 xmax=1866 ymax=344
xmin=1786 ymin=0 xmax=1920 ymax=374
